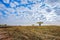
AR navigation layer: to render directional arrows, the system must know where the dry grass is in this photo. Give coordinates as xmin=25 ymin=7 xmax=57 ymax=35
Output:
xmin=0 ymin=26 xmax=60 ymax=40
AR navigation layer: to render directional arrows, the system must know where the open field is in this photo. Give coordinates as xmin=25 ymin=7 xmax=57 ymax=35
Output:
xmin=0 ymin=26 xmax=60 ymax=40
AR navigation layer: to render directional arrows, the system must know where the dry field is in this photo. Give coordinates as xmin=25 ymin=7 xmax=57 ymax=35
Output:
xmin=0 ymin=26 xmax=60 ymax=40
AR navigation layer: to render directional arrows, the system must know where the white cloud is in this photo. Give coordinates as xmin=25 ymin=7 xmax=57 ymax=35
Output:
xmin=28 ymin=0 xmax=41 ymax=3
xmin=10 ymin=2 xmax=16 ymax=8
xmin=14 ymin=2 xmax=19 ymax=6
xmin=0 ymin=4 xmax=5 ymax=8
xmin=0 ymin=12 xmax=3 ymax=16
xmin=3 ymin=0 xmax=10 ymax=4
xmin=6 ymin=8 xmax=15 ymax=14
xmin=45 ymin=0 xmax=60 ymax=8
xmin=21 ymin=0 xmax=28 ymax=4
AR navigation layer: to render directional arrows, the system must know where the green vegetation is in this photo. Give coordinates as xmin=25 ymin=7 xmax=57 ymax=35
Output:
xmin=0 ymin=26 xmax=60 ymax=40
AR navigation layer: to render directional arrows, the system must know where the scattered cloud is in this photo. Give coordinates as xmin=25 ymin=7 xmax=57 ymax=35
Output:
xmin=0 ymin=0 xmax=60 ymax=25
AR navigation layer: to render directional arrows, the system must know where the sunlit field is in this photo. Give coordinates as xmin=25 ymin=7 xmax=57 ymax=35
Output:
xmin=0 ymin=26 xmax=60 ymax=40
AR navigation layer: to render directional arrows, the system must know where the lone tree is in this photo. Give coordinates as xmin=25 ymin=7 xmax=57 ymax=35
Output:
xmin=37 ymin=22 xmax=43 ymax=26
xmin=32 ymin=24 xmax=34 ymax=26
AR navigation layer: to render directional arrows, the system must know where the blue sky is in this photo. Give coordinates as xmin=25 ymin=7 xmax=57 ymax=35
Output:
xmin=0 ymin=0 xmax=60 ymax=25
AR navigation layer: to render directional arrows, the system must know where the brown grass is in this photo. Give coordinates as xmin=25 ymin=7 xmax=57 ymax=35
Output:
xmin=0 ymin=26 xmax=60 ymax=40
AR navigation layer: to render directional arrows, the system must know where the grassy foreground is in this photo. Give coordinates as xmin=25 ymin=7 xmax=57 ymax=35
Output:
xmin=0 ymin=26 xmax=60 ymax=40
